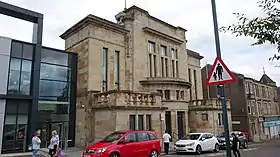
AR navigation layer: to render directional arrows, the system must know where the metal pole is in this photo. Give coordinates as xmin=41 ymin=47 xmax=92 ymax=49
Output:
xmin=210 ymin=0 xmax=232 ymax=157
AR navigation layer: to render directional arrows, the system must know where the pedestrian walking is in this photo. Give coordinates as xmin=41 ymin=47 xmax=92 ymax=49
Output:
xmin=48 ymin=130 xmax=60 ymax=157
xmin=162 ymin=130 xmax=171 ymax=155
xmin=231 ymin=133 xmax=241 ymax=157
xmin=32 ymin=131 xmax=41 ymax=157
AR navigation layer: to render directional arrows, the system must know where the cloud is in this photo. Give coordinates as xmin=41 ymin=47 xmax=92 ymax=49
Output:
xmin=0 ymin=0 xmax=279 ymax=86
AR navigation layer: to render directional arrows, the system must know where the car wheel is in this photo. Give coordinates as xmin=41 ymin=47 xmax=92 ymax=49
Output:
xmin=243 ymin=141 xmax=248 ymax=149
xmin=109 ymin=153 xmax=119 ymax=157
xmin=214 ymin=144 xmax=219 ymax=152
xmin=150 ymin=150 xmax=158 ymax=157
xmin=196 ymin=145 xmax=202 ymax=155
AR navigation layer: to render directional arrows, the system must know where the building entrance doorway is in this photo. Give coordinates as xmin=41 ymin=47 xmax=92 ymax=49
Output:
xmin=37 ymin=121 xmax=69 ymax=149
xmin=165 ymin=111 xmax=172 ymax=136
xmin=177 ymin=111 xmax=185 ymax=140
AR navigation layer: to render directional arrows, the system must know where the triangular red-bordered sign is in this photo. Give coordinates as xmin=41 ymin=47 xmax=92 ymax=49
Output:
xmin=206 ymin=57 xmax=236 ymax=86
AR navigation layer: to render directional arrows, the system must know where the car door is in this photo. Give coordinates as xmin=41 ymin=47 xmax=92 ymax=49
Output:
xmin=199 ymin=134 xmax=208 ymax=151
xmin=118 ymin=133 xmax=137 ymax=157
xmin=207 ymin=134 xmax=216 ymax=150
xmin=136 ymin=132 xmax=151 ymax=157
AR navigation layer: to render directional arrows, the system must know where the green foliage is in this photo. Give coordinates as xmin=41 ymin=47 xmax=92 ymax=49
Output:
xmin=220 ymin=0 xmax=280 ymax=61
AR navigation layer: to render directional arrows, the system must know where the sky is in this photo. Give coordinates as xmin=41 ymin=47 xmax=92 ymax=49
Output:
xmin=0 ymin=0 xmax=279 ymax=86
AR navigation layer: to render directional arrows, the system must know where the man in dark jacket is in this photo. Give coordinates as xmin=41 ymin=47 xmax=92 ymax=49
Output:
xmin=231 ymin=133 xmax=241 ymax=157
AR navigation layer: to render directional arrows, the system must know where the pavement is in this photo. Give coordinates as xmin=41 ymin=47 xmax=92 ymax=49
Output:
xmin=160 ymin=139 xmax=280 ymax=157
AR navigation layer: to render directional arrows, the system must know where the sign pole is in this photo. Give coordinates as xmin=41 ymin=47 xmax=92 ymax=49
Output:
xmin=210 ymin=0 xmax=232 ymax=157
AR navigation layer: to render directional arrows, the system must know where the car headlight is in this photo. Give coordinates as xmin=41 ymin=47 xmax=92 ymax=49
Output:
xmin=97 ymin=147 xmax=107 ymax=153
xmin=86 ymin=149 xmax=95 ymax=153
xmin=186 ymin=142 xmax=195 ymax=146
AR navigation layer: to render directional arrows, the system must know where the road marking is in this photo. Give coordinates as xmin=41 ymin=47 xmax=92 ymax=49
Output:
xmin=204 ymin=148 xmax=259 ymax=156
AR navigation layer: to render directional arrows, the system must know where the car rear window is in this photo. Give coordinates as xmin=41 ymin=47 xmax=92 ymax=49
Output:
xmin=148 ymin=132 xmax=157 ymax=140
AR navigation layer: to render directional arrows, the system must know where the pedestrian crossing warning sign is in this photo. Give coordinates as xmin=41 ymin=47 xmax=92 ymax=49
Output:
xmin=206 ymin=57 xmax=236 ymax=86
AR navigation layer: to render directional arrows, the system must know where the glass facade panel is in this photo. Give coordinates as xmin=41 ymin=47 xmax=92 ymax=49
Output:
xmin=41 ymin=48 xmax=69 ymax=66
xmin=40 ymin=63 xmax=71 ymax=82
xmin=22 ymin=44 xmax=34 ymax=60
xmin=11 ymin=42 xmax=22 ymax=58
xmin=2 ymin=101 xmax=29 ymax=154
xmin=20 ymin=60 xmax=32 ymax=95
xmin=39 ymin=80 xmax=70 ymax=100
xmin=8 ymin=58 xmax=21 ymax=94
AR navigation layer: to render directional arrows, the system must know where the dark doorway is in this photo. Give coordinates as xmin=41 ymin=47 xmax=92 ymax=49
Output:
xmin=177 ymin=111 xmax=185 ymax=139
xmin=165 ymin=111 xmax=172 ymax=136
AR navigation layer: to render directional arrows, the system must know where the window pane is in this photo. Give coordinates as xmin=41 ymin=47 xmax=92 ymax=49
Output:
xmin=137 ymin=132 xmax=149 ymax=141
xmin=22 ymin=44 xmax=34 ymax=60
xmin=41 ymin=48 xmax=69 ymax=66
xmin=40 ymin=63 xmax=71 ymax=82
xmin=20 ymin=60 xmax=32 ymax=95
xmin=138 ymin=115 xmax=144 ymax=130
xmin=38 ymin=102 xmax=69 ymax=114
xmin=11 ymin=42 xmax=22 ymax=58
xmin=39 ymin=80 xmax=70 ymax=99
xmin=129 ymin=115 xmax=136 ymax=130
xmin=146 ymin=115 xmax=152 ymax=130
xmin=8 ymin=58 xmax=21 ymax=94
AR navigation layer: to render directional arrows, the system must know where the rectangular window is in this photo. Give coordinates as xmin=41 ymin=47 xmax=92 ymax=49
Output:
xmin=176 ymin=61 xmax=179 ymax=78
xmin=161 ymin=46 xmax=167 ymax=56
xmin=248 ymin=105 xmax=251 ymax=114
xmin=164 ymin=90 xmax=170 ymax=100
xmin=129 ymin=115 xmax=136 ymax=130
xmin=138 ymin=115 xmax=144 ymax=130
xmin=114 ymin=51 xmax=120 ymax=90
xmin=245 ymin=82 xmax=249 ymax=94
xmin=218 ymin=113 xmax=223 ymax=126
xmin=146 ymin=115 xmax=152 ymax=130
xmin=188 ymin=68 xmax=192 ymax=100
xmin=175 ymin=49 xmax=178 ymax=59
xmin=161 ymin=57 xmax=164 ymax=77
xmin=157 ymin=90 xmax=163 ymax=99
xmin=171 ymin=48 xmax=175 ymax=58
xmin=102 ymin=48 xmax=108 ymax=92
xmin=153 ymin=55 xmax=157 ymax=77
xmin=201 ymin=113 xmax=208 ymax=121
xmin=149 ymin=54 xmax=152 ymax=77
xmin=148 ymin=41 xmax=156 ymax=53
xmin=176 ymin=90 xmax=180 ymax=100
xmin=194 ymin=70 xmax=198 ymax=100
xmin=165 ymin=58 xmax=168 ymax=77
xmin=172 ymin=60 xmax=175 ymax=77
xmin=180 ymin=91 xmax=184 ymax=100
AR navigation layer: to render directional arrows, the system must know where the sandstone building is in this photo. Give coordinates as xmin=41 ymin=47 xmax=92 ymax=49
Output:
xmin=60 ymin=6 xmax=195 ymax=147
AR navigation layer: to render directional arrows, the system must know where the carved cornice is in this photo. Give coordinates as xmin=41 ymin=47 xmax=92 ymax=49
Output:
xmin=139 ymin=77 xmax=191 ymax=88
xmin=143 ymin=27 xmax=184 ymax=44
xmin=60 ymin=14 xmax=129 ymax=39
xmin=91 ymin=105 xmax=168 ymax=111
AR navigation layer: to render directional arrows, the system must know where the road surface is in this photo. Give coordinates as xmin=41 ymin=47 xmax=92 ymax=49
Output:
xmin=161 ymin=140 xmax=280 ymax=157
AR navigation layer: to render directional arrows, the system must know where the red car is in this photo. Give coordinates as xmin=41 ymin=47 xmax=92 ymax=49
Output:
xmin=82 ymin=130 xmax=161 ymax=157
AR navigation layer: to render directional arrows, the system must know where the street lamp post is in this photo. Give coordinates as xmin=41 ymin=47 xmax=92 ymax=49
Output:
xmin=210 ymin=0 xmax=232 ymax=157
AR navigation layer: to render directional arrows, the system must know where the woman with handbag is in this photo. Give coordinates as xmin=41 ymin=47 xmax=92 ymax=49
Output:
xmin=48 ymin=130 xmax=59 ymax=157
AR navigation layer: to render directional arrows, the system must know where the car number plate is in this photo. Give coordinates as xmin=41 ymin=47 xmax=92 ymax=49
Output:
xmin=83 ymin=155 xmax=90 ymax=157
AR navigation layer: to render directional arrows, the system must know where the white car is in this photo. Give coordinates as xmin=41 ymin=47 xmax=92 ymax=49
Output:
xmin=175 ymin=133 xmax=220 ymax=155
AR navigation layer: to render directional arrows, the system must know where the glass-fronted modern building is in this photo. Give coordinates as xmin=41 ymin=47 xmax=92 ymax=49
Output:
xmin=0 ymin=37 xmax=77 ymax=154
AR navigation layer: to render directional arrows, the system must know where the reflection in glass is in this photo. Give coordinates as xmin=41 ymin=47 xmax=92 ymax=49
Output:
xmin=39 ymin=80 xmax=70 ymax=100
xmin=20 ymin=60 xmax=32 ymax=95
xmin=40 ymin=63 xmax=71 ymax=82
xmin=8 ymin=58 xmax=21 ymax=94
xmin=11 ymin=42 xmax=22 ymax=58
xmin=41 ymin=48 xmax=69 ymax=66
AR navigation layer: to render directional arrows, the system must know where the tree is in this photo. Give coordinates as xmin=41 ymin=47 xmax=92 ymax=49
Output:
xmin=220 ymin=0 xmax=280 ymax=61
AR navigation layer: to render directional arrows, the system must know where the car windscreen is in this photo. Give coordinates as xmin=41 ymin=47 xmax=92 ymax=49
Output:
xmin=102 ymin=132 xmax=125 ymax=143
xmin=182 ymin=134 xmax=201 ymax=140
